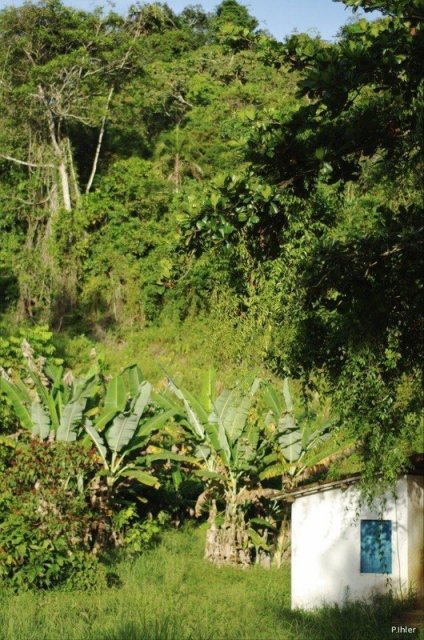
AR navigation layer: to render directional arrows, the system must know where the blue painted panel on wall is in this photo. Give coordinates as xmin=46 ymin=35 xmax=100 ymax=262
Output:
xmin=360 ymin=520 xmax=392 ymax=573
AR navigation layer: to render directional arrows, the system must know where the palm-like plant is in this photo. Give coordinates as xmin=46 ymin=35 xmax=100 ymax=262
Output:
xmin=84 ymin=367 xmax=175 ymax=492
xmin=1 ymin=361 xmax=176 ymax=495
xmin=0 ymin=361 xmax=98 ymax=442
xmin=165 ymin=369 xmax=264 ymax=565
xmin=260 ymin=379 xmax=334 ymax=488
xmin=259 ymin=378 xmax=353 ymax=566
xmin=260 ymin=378 xmax=352 ymax=488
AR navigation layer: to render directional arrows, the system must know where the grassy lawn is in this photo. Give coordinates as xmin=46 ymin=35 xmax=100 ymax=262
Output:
xmin=0 ymin=525 xmax=421 ymax=640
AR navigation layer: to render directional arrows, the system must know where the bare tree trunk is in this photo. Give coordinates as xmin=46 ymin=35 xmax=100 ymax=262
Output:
xmin=173 ymin=152 xmax=181 ymax=193
xmin=67 ymin=138 xmax=80 ymax=203
xmin=86 ymin=85 xmax=114 ymax=194
xmin=58 ymin=160 xmax=72 ymax=211
xmin=39 ymin=85 xmax=72 ymax=211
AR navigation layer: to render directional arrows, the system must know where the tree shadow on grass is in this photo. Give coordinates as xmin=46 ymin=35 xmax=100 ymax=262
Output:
xmin=273 ymin=595 xmax=422 ymax=640
xmin=98 ymin=619 xmax=205 ymax=640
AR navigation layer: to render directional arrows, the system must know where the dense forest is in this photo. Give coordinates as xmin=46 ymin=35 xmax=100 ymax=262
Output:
xmin=0 ymin=0 xmax=422 ymax=600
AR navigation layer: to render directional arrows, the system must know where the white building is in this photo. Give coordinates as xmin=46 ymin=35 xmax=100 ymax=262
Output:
xmin=290 ymin=467 xmax=424 ymax=610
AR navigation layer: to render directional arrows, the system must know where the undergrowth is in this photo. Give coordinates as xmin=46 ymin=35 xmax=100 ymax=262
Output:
xmin=0 ymin=525 xmax=420 ymax=640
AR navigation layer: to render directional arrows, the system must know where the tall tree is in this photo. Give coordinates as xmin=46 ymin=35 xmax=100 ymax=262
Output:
xmin=0 ymin=0 xmax=142 ymax=213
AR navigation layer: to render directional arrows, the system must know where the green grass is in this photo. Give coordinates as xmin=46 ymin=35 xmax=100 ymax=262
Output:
xmin=0 ymin=525 xmax=422 ymax=640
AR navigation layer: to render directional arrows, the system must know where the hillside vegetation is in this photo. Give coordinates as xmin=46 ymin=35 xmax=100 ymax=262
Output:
xmin=0 ymin=0 xmax=422 ymax=618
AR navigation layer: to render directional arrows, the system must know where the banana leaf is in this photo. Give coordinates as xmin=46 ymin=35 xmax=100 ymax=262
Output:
xmin=262 ymin=382 xmax=283 ymax=417
xmin=104 ymin=375 xmax=126 ymax=413
xmin=200 ymin=368 xmax=216 ymax=414
xmin=127 ymin=365 xmax=144 ymax=398
xmin=193 ymin=469 xmax=226 ymax=481
xmin=56 ymin=398 xmax=86 ymax=442
xmin=249 ymin=517 xmax=277 ymax=531
xmin=282 ymin=378 xmax=293 ymax=412
xmin=204 ymin=420 xmax=231 ymax=467
xmin=144 ymin=449 xmax=198 ymax=464
xmin=84 ymin=420 xmax=108 ymax=466
xmin=44 ymin=363 xmax=64 ymax=391
xmin=28 ymin=370 xmax=59 ymax=429
xmin=120 ymin=468 xmax=159 ymax=488
xmin=31 ymin=401 xmax=51 ymax=440
xmin=167 ymin=379 xmax=205 ymax=440
xmin=0 ymin=377 xmax=32 ymax=430
xmin=278 ymin=427 xmax=302 ymax=463
xmin=106 ymin=382 xmax=151 ymax=453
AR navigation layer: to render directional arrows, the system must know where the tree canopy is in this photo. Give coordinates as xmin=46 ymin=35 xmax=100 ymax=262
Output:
xmin=0 ymin=0 xmax=422 ymax=487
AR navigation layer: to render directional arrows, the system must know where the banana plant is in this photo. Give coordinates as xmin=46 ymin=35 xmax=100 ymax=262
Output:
xmin=1 ymin=360 xmax=177 ymax=493
xmin=260 ymin=378 xmax=353 ymax=567
xmin=83 ymin=366 xmax=176 ymax=492
xmin=0 ymin=362 xmax=99 ymax=442
xmin=260 ymin=378 xmax=347 ymax=489
xmin=165 ymin=369 xmax=264 ymax=566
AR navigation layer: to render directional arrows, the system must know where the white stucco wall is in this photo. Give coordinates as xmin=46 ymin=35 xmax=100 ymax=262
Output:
xmin=291 ymin=477 xmax=410 ymax=610
xmin=407 ymin=475 xmax=424 ymax=599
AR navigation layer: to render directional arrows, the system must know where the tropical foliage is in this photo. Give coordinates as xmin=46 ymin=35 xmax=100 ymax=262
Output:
xmin=0 ymin=0 xmax=422 ymax=591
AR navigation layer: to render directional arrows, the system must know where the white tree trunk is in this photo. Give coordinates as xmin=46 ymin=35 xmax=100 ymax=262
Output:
xmin=58 ymin=160 xmax=72 ymax=211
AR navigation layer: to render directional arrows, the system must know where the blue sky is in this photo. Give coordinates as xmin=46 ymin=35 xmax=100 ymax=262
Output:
xmin=0 ymin=0 xmax=380 ymax=41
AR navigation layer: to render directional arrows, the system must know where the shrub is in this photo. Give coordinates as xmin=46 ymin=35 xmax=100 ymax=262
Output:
xmin=0 ymin=325 xmax=61 ymax=434
xmin=113 ymin=506 xmax=170 ymax=556
xmin=0 ymin=438 xmax=104 ymax=591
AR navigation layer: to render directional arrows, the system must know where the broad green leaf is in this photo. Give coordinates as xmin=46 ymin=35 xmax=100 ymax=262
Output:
xmin=210 ymin=381 xmax=259 ymax=447
xmin=249 ymin=518 xmax=276 ymax=531
xmin=193 ymin=469 xmax=226 ymax=481
xmin=144 ymin=450 xmax=197 ymax=464
xmin=104 ymin=375 xmax=126 ymax=412
xmin=95 ymin=407 xmax=118 ymax=431
xmin=262 ymin=383 xmax=283 ymax=417
xmin=210 ymin=388 xmax=241 ymax=443
xmin=204 ymin=421 xmax=230 ymax=466
xmin=200 ymin=368 xmax=216 ymax=413
xmin=259 ymin=462 xmax=287 ymax=480
xmin=44 ymin=363 xmax=63 ymax=390
xmin=278 ymin=427 xmax=302 ymax=463
xmin=107 ymin=412 xmax=140 ymax=454
xmin=72 ymin=375 xmax=98 ymax=402
xmin=107 ymin=382 xmax=151 ymax=453
xmin=0 ymin=377 xmax=32 ymax=430
xmin=247 ymin=528 xmax=270 ymax=550
xmin=168 ymin=379 xmax=205 ymax=439
xmin=195 ymin=443 xmax=211 ymax=461
xmin=180 ymin=387 xmax=209 ymax=424
xmin=263 ymin=452 xmax=279 ymax=465
xmin=282 ymin=378 xmax=293 ymax=412
xmin=127 ymin=365 xmax=144 ymax=398
xmin=233 ymin=419 xmax=259 ymax=466
xmin=131 ymin=381 xmax=152 ymax=420
xmin=56 ymin=399 xmax=86 ymax=442
xmin=136 ymin=408 xmax=174 ymax=438
xmin=28 ymin=371 xmax=59 ymax=429
xmin=152 ymin=391 xmax=182 ymax=414
xmin=122 ymin=410 xmax=175 ymax=456
xmin=172 ymin=468 xmax=182 ymax=489
xmin=84 ymin=421 xmax=108 ymax=466
xmin=120 ymin=468 xmax=159 ymax=488
xmin=278 ymin=412 xmax=297 ymax=434
xmin=14 ymin=379 xmax=32 ymax=404
xmin=31 ymin=402 xmax=51 ymax=440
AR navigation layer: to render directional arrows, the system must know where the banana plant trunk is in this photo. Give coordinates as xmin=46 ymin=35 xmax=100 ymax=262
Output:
xmin=204 ymin=490 xmax=250 ymax=566
xmin=272 ymin=517 xmax=291 ymax=568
